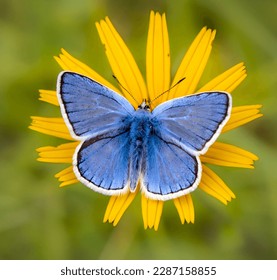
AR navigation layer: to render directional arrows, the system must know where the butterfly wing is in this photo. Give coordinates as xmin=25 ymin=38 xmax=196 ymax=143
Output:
xmin=152 ymin=91 xmax=232 ymax=155
xmin=74 ymin=131 xmax=131 ymax=195
xmin=141 ymin=91 xmax=231 ymax=200
xmin=141 ymin=134 xmax=201 ymax=200
xmin=57 ymin=71 xmax=135 ymax=194
xmin=57 ymin=71 xmax=135 ymax=140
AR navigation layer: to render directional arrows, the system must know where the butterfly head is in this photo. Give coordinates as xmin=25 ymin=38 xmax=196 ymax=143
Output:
xmin=137 ymin=99 xmax=151 ymax=111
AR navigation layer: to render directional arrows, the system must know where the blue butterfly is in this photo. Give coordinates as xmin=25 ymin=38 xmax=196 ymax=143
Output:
xmin=57 ymin=71 xmax=232 ymax=201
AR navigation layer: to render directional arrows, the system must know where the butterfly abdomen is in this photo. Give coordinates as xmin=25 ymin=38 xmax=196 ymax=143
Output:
xmin=128 ymin=109 xmax=153 ymax=191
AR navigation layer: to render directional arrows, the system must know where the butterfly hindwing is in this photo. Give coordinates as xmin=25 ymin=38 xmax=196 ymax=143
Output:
xmin=152 ymin=92 xmax=232 ymax=154
xmin=141 ymin=133 xmax=201 ymax=200
xmin=57 ymin=71 xmax=135 ymax=140
xmin=74 ymin=131 xmax=131 ymax=195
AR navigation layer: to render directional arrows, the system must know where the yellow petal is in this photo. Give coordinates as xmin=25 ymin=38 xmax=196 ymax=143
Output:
xmin=201 ymin=142 xmax=258 ymax=168
xmin=169 ymin=27 xmax=216 ymax=98
xmin=103 ymin=190 xmax=137 ymax=226
xmin=223 ymin=105 xmax=263 ymax=132
xmin=38 ymin=90 xmax=59 ymax=106
xmin=173 ymin=194 xmax=194 ymax=224
xmin=96 ymin=17 xmax=147 ymax=107
xmin=55 ymin=49 xmax=119 ymax=92
xmin=198 ymin=62 xmax=247 ymax=93
xmin=29 ymin=116 xmax=72 ymax=140
xmin=55 ymin=166 xmax=79 ymax=187
xmin=199 ymin=165 xmax=235 ymax=205
xmin=36 ymin=142 xmax=78 ymax=163
xmin=146 ymin=11 xmax=170 ymax=107
xmin=141 ymin=194 xmax=163 ymax=231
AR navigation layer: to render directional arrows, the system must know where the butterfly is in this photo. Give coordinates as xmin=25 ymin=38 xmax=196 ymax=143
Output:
xmin=57 ymin=71 xmax=232 ymax=201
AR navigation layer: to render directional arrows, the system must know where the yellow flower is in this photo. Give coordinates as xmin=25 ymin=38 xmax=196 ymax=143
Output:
xmin=30 ymin=11 xmax=262 ymax=231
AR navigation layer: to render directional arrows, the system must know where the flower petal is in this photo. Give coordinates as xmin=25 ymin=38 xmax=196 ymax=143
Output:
xmin=201 ymin=142 xmax=258 ymax=168
xmin=199 ymin=165 xmax=235 ymax=205
xmin=198 ymin=62 xmax=247 ymax=93
xmin=29 ymin=116 xmax=72 ymax=140
xmin=223 ymin=105 xmax=263 ymax=132
xmin=104 ymin=191 xmax=137 ymax=226
xmin=36 ymin=142 xmax=78 ymax=163
xmin=146 ymin=11 xmax=170 ymax=107
xmin=55 ymin=166 xmax=79 ymax=187
xmin=55 ymin=49 xmax=118 ymax=92
xmin=38 ymin=90 xmax=59 ymax=106
xmin=96 ymin=17 xmax=148 ymax=106
xmin=173 ymin=194 xmax=194 ymax=224
xmin=169 ymin=27 xmax=216 ymax=98
xmin=141 ymin=194 xmax=163 ymax=231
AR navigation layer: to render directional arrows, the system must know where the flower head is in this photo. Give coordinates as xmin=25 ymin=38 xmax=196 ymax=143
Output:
xmin=30 ymin=11 xmax=262 ymax=230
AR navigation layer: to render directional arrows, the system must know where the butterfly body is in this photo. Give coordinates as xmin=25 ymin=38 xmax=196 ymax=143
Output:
xmin=57 ymin=71 xmax=232 ymax=201
xmin=128 ymin=108 xmax=153 ymax=191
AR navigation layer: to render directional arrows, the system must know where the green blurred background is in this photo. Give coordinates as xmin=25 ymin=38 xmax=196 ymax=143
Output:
xmin=0 ymin=0 xmax=276 ymax=260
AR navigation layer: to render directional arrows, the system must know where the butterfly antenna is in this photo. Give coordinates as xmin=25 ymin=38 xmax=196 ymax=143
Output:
xmin=149 ymin=77 xmax=186 ymax=106
xmin=112 ymin=75 xmax=139 ymax=105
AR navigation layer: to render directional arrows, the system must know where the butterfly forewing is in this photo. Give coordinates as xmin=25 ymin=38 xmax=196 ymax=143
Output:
xmin=152 ymin=92 xmax=232 ymax=155
xmin=57 ymin=71 xmax=134 ymax=140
